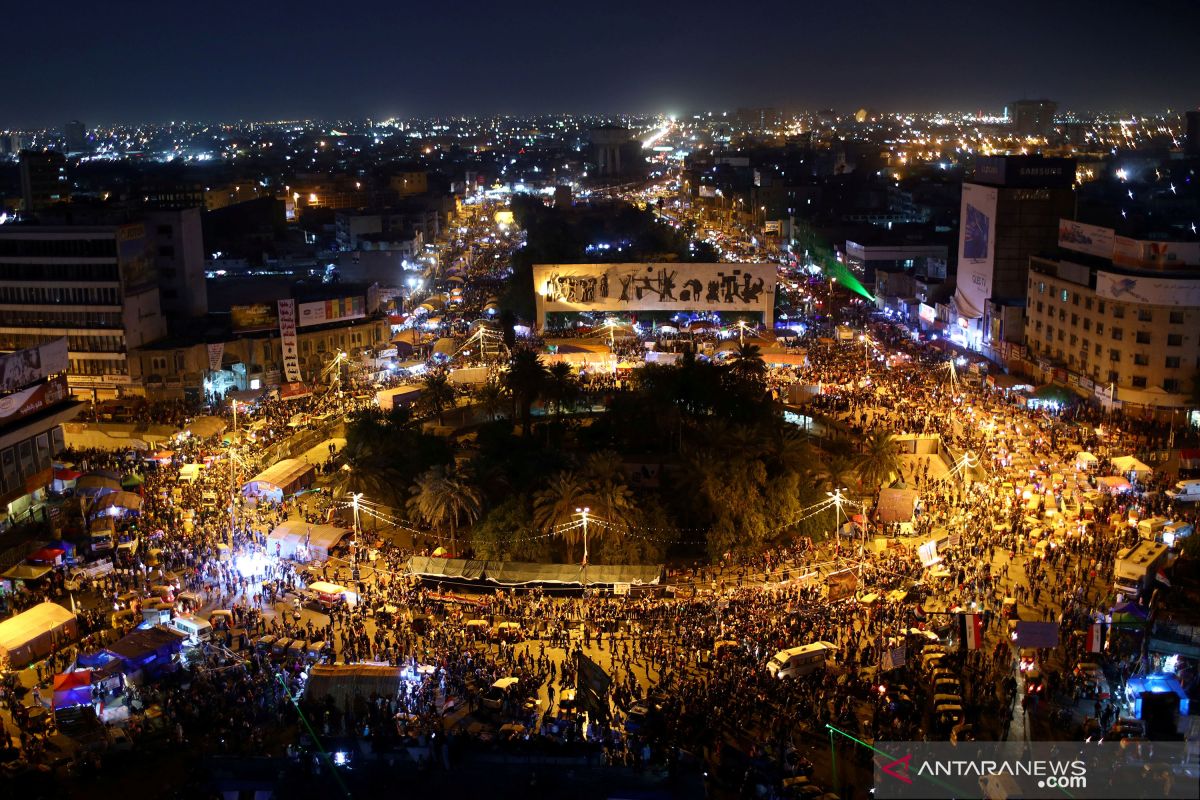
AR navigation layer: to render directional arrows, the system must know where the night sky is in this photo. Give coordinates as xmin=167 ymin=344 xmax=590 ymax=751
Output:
xmin=6 ymin=0 xmax=1197 ymax=127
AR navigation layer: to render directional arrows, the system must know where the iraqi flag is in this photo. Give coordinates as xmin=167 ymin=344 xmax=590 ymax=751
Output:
xmin=1155 ymin=570 xmax=1171 ymax=587
xmin=960 ymin=612 xmax=984 ymax=651
xmin=1086 ymin=622 xmax=1106 ymax=654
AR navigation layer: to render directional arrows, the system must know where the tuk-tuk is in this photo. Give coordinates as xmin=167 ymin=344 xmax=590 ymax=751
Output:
xmin=145 ymin=547 xmax=162 ymax=567
xmin=491 ymin=621 xmax=522 ymax=642
xmin=254 ymin=635 xmax=277 ymax=652
xmin=110 ymin=608 xmax=137 ymax=628
xmin=271 ymin=638 xmax=292 ymax=657
xmin=287 ymin=639 xmax=306 ymax=659
xmin=305 ymin=641 xmax=327 ymax=662
xmin=208 ymin=609 xmax=234 ymax=630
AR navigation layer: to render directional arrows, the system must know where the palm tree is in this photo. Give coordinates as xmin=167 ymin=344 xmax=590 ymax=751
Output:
xmin=419 ymin=372 xmax=456 ymax=425
xmin=532 ymin=471 xmax=589 ymax=562
xmin=503 ymin=349 xmax=548 ymax=436
xmin=856 ymin=429 xmax=901 ymax=492
xmin=331 ymin=438 xmax=401 ymax=510
xmin=587 ymin=476 xmax=638 ymax=540
xmin=544 ymin=362 xmax=580 ymax=420
xmin=728 ymin=342 xmax=767 ymax=383
xmin=407 ymin=466 xmax=481 ymax=557
xmin=813 ymin=453 xmax=857 ymax=493
xmin=473 ymin=379 xmax=507 ymax=422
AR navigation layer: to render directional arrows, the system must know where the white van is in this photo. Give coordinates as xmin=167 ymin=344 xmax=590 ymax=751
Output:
xmin=767 ymin=641 xmax=837 ymax=679
xmin=1166 ymin=479 xmax=1200 ymax=502
xmin=169 ymin=614 xmax=213 ymax=645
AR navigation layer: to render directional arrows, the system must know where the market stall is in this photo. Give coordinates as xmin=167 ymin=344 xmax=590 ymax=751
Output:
xmin=242 ymin=458 xmax=315 ymax=501
xmin=0 ymin=602 xmax=79 ymax=669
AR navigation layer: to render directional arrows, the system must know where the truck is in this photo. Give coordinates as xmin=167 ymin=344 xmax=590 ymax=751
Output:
xmin=1113 ymin=540 xmax=1168 ymax=597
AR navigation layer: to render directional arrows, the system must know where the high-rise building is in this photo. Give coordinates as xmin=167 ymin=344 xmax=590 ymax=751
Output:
xmin=0 ymin=225 xmax=167 ymax=400
xmin=19 ymin=150 xmax=69 ymax=211
xmin=1025 ymin=220 xmax=1200 ymax=415
xmin=1185 ymin=110 xmax=1200 ymax=156
xmin=1012 ymin=99 xmax=1057 ymax=138
xmin=0 ymin=337 xmax=80 ymax=520
xmin=145 ymin=208 xmax=208 ymax=323
xmin=952 ymin=155 xmax=1075 ymax=351
xmin=590 ymin=126 xmax=630 ymax=177
xmin=64 ymin=120 xmax=88 ymax=153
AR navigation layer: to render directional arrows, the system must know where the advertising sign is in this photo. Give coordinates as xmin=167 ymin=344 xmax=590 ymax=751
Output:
xmin=277 ymin=300 xmax=301 ymax=383
xmin=231 ymin=303 xmax=279 ymax=332
xmin=0 ymin=337 xmax=69 ymax=394
xmin=1094 ymin=271 xmax=1200 ymax=308
xmin=952 ymin=183 xmax=998 ymax=320
xmin=116 ymin=224 xmax=155 ymax=292
xmin=1111 ymin=237 xmax=1200 ymax=270
xmin=918 ymin=303 xmax=936 ymax=323
xmin=0 ymin=374 xmax=69 ymax=425
xmin=1058 ymin=220 xmax=1115 ymax=259
xmin=533 ymin=262 xmax=775 ymax=325
xmin=297 ymin=296 xmax=366 ymax=328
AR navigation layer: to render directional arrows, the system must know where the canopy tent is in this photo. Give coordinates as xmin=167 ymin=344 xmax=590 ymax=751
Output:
xmin=1180 ymin=449 xmax=1200 ymax=471
xmin=1097 ymin=475 xmax=1132 ymax=493
xmin=405 ymin=557 xmax=663 ymax=587
xmin=26 ymin=548 xmax=65 ymax=565
xmin=243 ymin=458 xmax=315 ymax=500
xmin=432 ymin=337 xmax=458 ymax=357
xmin=2 ymin=563 xmax=53 ymax=581
xmin=52 ymin=671 xmax=93 ymax=710
xmin=1074 ymin=451 xmax=1098 ymax=470
xmin=877 ymin=488 xmax=919 ymax=524
xmin=303 ymin=665 xmax=403 ymax=711
xmin=90 ymin=490 xmax=144 ymax=515
xmin=183 ymin=416 xmax=227 ymax=440
xmin=267 ymin=520 xmax=351 ymax=561
xmin=1111 ymin=455 xmax=1153 ymax=479
xmin=104 ymin=625 xmax=185 ymax=675
xmin=120 ymin=472 xmax=145 ymax=490
xmin=74 ymin=475 xmax=121 ymax=498
xmin=0 ymin=602 xmax=78 ymax=669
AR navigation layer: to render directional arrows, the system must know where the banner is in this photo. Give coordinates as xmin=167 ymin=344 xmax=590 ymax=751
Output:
xmin=1058 ymin=220 xmax=1115 ymax=259
xmin=952 ymin=183 xmax=998 ymax=320
xmin=1015 ymin=620 xmax=1060 ymax=648
xmin=279 ymin=382 xmax=310 ymax=401
xmin=574 ymin=650 xmax=612 ymax=723
xmin=0 ymin=337 xmax=69 ymax=394
xmin=1094 ymin=271 xmax=1200 ymax=308
xmin=206 ymin=342 xmax=225 ymax=372
xmin=297 ymin=296 xmax=366 ymax=327
xmin=881 ymin=643 xmax=906 ymax=671
xmin=0 ymin=375 xmax=69 ymax=425
xmin=231 ymin=303 xmax=279 ymax=332
xmin=278 ymin=299 xmax=301 ymax=383
xmin=1112 ymin=237 xmax=1200 ymax=270
xmin=826 ymin=569 xmax=858 ymax=602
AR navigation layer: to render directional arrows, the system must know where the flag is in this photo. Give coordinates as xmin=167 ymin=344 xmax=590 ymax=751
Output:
xmin=1086 ymin=622 xmax=1106 ymax=653
xmin=575 ymin=650 xmax=612 ymax=723
xmin=1155 ymin=570 xmax=1171 ymax=587
xmin=960 ymin=612 xmax=983 ymax=651
xmin=881 ymin=643 xmax=906 ymax=671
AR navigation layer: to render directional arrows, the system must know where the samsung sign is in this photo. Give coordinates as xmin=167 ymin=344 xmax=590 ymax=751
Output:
xmin=974 ymin=156 xmax=1075 ymax=188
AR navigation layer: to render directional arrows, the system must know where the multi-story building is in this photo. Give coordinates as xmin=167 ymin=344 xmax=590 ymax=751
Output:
xmin=64 ymin=120 xmax=88 ymax=154
xmin=0 ymin=225 xmax=167 ymax=401
xmin=19 ymin=150 xmax=69 ymax=211
xmin=0 ymin=338 xmax=81 ymax=523
xmin=145 ymin=208 xmax=208 ymax=322
xmin=1023 ymin=220 xmax=1200 ymax=417
xmin=952 ymin=155 xmax=1075 ymax=353
xmin=1011 ymin=99 xmax=1057 ymax=139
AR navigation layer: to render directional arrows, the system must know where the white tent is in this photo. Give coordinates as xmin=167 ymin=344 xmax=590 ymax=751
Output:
xmin=1074 ymin=451 xmax=1098 ymax=471
xmin=267 ymin=520 xmax=350 ymax=561
xmin=243 ymin=458 xmax=315 ymax=500
xmin=0 ymin=602 xmax=78 ymax=669
xmin=1111 ymin=455 xmax=1153 ymax=479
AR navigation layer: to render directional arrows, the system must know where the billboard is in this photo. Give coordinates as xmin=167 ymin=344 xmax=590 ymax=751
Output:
xmin=1058 ymin=219 xmax=1115 ymax=259
xmin=1095 ymin=271 xmax=1200 ymax=308
xmin=0 ymin=375 xmax=70 ymax=425
xmin=297 ymin=296 xmax=365 ymax=328
xmin=0 ymin=337 xmax=69 ymax=394
xmin=231 ymin=303 xmax=279 ymax=332
xmin=952 ymin=183 xmax=998 ymax=320
xmin=1112 ymin=237 xmax=1200 ymax=270
xmin=533 ymin=262 xmax=776 ymax=326
xmin=116 ymin=224 xmax=155 ymax=292
xmin=973 ymin=155 xmax=1075 ymax=188
xmin=277 ymin=300 xmax=301 ymax=383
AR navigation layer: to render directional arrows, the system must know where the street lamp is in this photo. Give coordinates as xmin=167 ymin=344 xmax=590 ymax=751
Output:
xmin=575 ymin=506 xmax=590 ymax=566
xmin=350 ymin=492 xmax=362 ymax=583
xmin=859 ymin=335 xmax=870 ymax=376
xmin=827 ymin=488 xmax=847 ymax=541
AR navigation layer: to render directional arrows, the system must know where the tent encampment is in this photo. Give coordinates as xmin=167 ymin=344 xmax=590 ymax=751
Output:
xmin=242 ymin=459 xmax=315 ymax=501
xmin=74 ymin=475 xmax=121 ymax=498
xmin=304 ymin=664 xmax=403 ymax=711
xmin=405 ymin=557 xmax=663 ymax=587
xmin=0 ymin=602 xmax=78 ymax=669
xmin=1111 ymin=456 xmax=1153 ymax=479
xmin=90 ymin=490 xmax=144 ymax=516
xmin=267 ymin=520 xmax=350 ymax=561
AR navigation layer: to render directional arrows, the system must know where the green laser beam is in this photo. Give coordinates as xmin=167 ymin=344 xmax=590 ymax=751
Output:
xmin=275 ymin=671 xmax=352 ymax=799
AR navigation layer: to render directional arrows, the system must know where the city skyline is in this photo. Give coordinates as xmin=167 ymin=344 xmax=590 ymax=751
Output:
xmin=4 ymin=0 xmax=1197 ymax=128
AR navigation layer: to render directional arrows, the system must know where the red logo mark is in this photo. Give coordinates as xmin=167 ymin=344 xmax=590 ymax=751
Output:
xmin=881 ymin=754 xmax=913 ymax=784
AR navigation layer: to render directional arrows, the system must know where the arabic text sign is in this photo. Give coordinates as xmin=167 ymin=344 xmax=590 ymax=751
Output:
xmin=1095 ymin=271 xmax=1200 ymax=308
